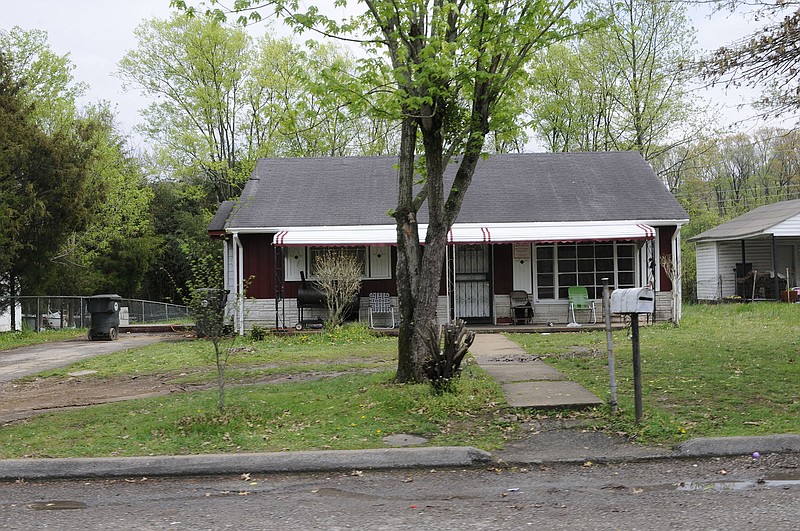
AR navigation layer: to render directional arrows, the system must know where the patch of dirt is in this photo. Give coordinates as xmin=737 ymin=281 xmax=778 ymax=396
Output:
xmin=0 ymin=368 xmax=375 ymax=425
xmin=487 ymin=354 xmax=541 ymax=363
xmin=548 ymin=346 xmax=604 ymax=360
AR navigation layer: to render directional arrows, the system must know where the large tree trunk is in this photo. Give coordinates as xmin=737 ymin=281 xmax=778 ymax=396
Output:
xmin=395 ymin=112 xmax=451 ymax=383
xmin=394 ymin=106 xmax=490 ymax=383
xmin=406 ymin=127 xmax=449 ymax=381
xmin=394 ymin=117 xmax=450 ymax=382
xmin=395 ymin=117 xmax=422 ymax=383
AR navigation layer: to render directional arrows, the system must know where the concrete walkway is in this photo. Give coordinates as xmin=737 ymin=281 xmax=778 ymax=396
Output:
xmin=470 ymin=333 xmax=602 ymax=409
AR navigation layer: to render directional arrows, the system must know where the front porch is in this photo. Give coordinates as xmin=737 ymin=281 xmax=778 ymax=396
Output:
xmin=238 ymin=293 xmax=670 ymax=333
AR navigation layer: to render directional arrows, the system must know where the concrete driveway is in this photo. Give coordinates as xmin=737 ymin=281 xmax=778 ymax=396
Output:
xmin=0 ymin=333 xmax=174 ymax=383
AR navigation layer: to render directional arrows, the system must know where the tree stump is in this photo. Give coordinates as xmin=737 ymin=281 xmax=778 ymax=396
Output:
xmin=422 ymin=319 xmax=476 ymax=392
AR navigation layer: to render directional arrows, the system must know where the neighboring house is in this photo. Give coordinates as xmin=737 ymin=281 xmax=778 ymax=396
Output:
xmin=690 ymin=199 xmax=800 ymax=301
xmin=0 ymin=302 xmax=22 ymax=332
xmin=209 ymin=152 xmax=688 ymax=332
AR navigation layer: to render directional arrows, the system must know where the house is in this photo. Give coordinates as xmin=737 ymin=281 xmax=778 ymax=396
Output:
xmin=0 ymin=302 xmax=22 ymax=332
xmin=689 ymin=199 xmax=800 ymax=301
xmin=208 ymin=152 xmax=688 ymax=332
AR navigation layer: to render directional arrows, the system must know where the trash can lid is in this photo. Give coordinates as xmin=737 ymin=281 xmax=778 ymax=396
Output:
xmin=89 ymin=294 xmax=123 ymax=300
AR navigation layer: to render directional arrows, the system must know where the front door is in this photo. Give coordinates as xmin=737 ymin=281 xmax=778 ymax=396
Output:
xmin=454 ymin=244 xmax=492 ymax=323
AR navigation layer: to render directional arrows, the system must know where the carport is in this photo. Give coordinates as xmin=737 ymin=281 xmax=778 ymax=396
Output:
xmin=690 ymin=199 xmax=800 ymax=301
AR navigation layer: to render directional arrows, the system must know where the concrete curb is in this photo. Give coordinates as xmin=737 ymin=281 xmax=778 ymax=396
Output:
xmin=676 ymin=434 xmax=800 ymax=458
xmin=0 ymin=446 xmax=492 ymax=481
xmin=2 ymin=435 xmax=800 ymax=480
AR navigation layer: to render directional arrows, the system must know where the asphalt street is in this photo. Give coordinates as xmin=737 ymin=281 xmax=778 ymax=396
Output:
xmin=2 ymin=332 xmax=799 ymax=499
xmin=2 ymin=454 xmax=799 ymax=530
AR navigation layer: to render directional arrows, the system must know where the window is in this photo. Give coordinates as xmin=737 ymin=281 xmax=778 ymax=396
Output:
xmin=284 ymin=245 xmax=391 ymax=281
xmin=309 ymin=247 xmax=366 ymax=278
xmin=535 ymin=242 xmax=636 ymax=300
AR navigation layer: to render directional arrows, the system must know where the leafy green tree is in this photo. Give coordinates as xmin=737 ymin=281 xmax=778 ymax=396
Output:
xmin=11 ymin=116 xmax=103 ymax=296
xmin=139 ymin=181 xmax=223 ymax=304
xmin=34 ymin=104 xmax=158 ymax=296
xmin=526 ymin=44 xmax=599 ymax=152
xmin=527 ymin=0 xmax=701 ymax=162
xmin=0 ymin=51 xmax=36 ymax=286
xmin=2 ymin=28 xmax=156 ymax=300
xmin=119 ymin=14 xmax=253 ymax=203
xmin=176 ymin=0 xmax=585 ymax=382
xmin=120 ymin=15 xmax=399 ymax=203
xmin=376 ymin=0 xmax=582 ymax=382
xmin=0 ymin=27 xmax=87 ymax=134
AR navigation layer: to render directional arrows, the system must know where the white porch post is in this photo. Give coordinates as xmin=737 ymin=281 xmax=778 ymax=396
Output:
xmin=445 ymin=244 xmax=452 ymax=322
xmin=232 ymin=232 xmax=245 ymax=335
xmin=654 ymin=235 xmax=661 ymax=291
xmin=222 ymin=238 xmax=230 ymax=294
xmin=673 ymin=226 xmax=683 ymax=322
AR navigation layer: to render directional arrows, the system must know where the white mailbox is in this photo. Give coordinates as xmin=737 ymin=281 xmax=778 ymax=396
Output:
xmin=610 ymin=287 xmax=655 ymax=314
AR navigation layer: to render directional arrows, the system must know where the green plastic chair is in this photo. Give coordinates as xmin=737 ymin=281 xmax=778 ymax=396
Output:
xmin=567 ymin=286 xmax=597 ymax=325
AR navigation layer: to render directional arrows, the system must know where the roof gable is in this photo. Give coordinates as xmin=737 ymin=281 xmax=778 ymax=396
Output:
xmin=689 ymin=199 xmax=800 ymax=242
xmin=220 ymin=152 xmax=687 ymax=231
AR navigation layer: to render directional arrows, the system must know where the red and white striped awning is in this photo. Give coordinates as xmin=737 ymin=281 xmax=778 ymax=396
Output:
xmin=473 ymin=222 xmax=656 ymax=243
xmin=272 ymin=222 xmax=655 ymax=246
xmin=274 ymin=226 xmax=399 ymax=246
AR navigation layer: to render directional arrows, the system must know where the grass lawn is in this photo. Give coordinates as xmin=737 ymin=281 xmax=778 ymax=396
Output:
xmin=0 ymin=325 xmax=512 ymax=458
xmin=1 ymin=305 xmax=798 ymax=458
xmin=508 ymin=302 xmax=800 ymax=445
xmin=0 ymin=328 xmax=86 ymax=350
xmin=31 ymin=326 xmax=401 ymax=384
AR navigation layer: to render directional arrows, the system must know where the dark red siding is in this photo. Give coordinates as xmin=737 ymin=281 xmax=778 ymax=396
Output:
xmin=241 ymin=233 xmax=275 ymax=299
xmin=243 ymin=236 xmax=400 ymax=298
xmin=493 ymin=244 xmax=513 ymax=295
xmin=658 ymin=226 xmax=676 ymax=291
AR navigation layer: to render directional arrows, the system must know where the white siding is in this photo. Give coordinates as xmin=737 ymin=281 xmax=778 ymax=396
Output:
xmin=695 ymin=242 xmax=720 ymax=301
xmin=771 ymin=214 xmax=800 ymax=236
xmin=223 ymin=240 xmax=237 ymax=296
xmin=696 ymin=237 xmax=800 ymax=301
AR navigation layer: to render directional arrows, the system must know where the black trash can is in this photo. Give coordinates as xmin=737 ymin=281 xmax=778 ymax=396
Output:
xmin=87 ymin=294 xmax=122 ymax=341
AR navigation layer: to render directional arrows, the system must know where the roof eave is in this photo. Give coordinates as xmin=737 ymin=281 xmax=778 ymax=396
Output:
xmin=688 ymin=230 xmax=769 ymax=243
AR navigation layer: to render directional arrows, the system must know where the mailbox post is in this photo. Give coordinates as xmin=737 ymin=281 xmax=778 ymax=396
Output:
xmin=610 ymin=287 xmax=655 ymax=424
xmin=602 ymin=278 xmax=617 ymax=411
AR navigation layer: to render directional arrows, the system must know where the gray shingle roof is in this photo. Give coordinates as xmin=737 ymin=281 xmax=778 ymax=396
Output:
xmin=217 ymin=152 xmax=687 ymax=230
xmin=688 ymin=198 xmax=800 ymax=242
xmin=209 ymin=200 xmax=236 ymax=232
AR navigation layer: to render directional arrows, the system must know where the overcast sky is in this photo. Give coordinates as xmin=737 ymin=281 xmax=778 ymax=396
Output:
xmin=3 ymin=1 xmax=789 ymax=148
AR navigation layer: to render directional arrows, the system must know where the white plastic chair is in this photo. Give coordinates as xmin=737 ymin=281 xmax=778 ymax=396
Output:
xmin=368 ymin=292 xmax=396 ymax=329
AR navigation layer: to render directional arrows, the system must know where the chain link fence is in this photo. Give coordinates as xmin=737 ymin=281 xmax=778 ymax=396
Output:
xmin=0 ymin=296 xmax=190 ymax=332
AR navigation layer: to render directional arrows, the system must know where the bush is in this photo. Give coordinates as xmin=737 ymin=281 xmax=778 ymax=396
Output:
xmin=249 ymin=324 xmax=268 ymax=341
